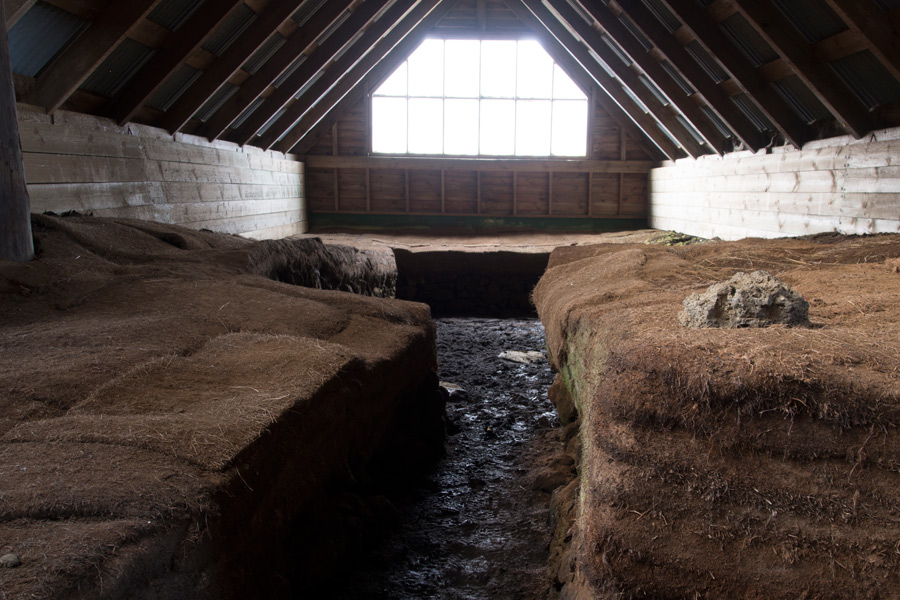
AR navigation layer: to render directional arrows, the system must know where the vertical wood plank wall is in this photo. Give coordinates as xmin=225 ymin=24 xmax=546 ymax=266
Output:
xmin=650 ymin=129 xmax=900 ymax=240
xmin=17 ymin=104 xmax=307 ymax=240
xmin=304 ymin=93 xmax=653 ymax=221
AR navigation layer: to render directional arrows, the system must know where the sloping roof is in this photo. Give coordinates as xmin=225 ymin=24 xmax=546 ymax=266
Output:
xmin=6 ymin=0 xmax=900 ymax=161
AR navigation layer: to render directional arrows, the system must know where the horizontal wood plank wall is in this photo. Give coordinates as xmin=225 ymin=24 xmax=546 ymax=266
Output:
xmin=650 ymin=129 xmax=900 ymax=240
xmin=17 ymin=104 xmax=306 ymax=240
xmin=304 ymin=94 xmax=652 ymax=221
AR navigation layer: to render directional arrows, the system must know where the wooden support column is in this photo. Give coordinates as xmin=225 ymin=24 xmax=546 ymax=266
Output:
xmin=0 ymin=6 xmax=33 ymax=262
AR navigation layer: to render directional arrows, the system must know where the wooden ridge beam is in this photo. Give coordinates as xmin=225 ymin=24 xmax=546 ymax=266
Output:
xmin=546 ymin=0 xmax=713 ymax=158
xmin=109 ymin=0 xmax=247 ymax=126
xmin=228 ymin=0 xmax=391 ymax=147
xmin=279 ymin=0 xmax=454 ymax=154
xmin=256 ymin=0 xmax=427 ymax=150
xmin=196 ymin=0 xmax=353 ymax=142
xmin=823 ymin=0 xmax=900 ymax=86
xmin=157 ymin=0 xmax=310 ymax=134
xmin=729 ymin=0 xmax=873 ymax=138
xmin=656 ymin=0 xmax=812 ymax=147
xmin=3 ymin=0 xmax=36 ymax=28
xmin=34 ymin=0 xmax=161 ymax=113
xmin=568 ymin=0 xmax=728 ymax=155
xmin=511 ymin=0 xmax=682 ymax=160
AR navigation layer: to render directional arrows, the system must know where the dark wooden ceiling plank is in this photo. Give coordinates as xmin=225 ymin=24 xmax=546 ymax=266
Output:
xmin=656 ymin=0 xmax=812 ymax=147
xmin=276 ymin=0 xmax=454 ymax=155
xmin=546 ymin=0 xmax=713 ymax=157
xmin=823 ymin=0 xmax=900 ymax=85
xmin=157 ymin=0 xmax=309 ymax=134
xmin=110 ymin=0 xmax=247 ymax=126
xmin=3 ymin=0 xmax=37 ymax=27
xmin=728 ymin=0 xmax=873 ymax=138
xmin=197 ymin=0 xmax=353 ymax=142
xmin=34 ymin=0 xmax=162 ymax=112
xmin=256 ymin=0 xmax=430 ymax=151
xmin=228 ymin=0 xmax=391 ymax=147
xmin=569 ymin=0 xmax=728 ymax=155
xmin=511 ymin=0 xmax=683 ymax=160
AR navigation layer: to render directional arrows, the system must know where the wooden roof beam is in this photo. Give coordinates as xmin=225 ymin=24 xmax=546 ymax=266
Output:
xmin=503 ymin=0 xmax=671 ymax=161
xmin=227 ymin=0 xmax=391 ymax=147
xmin=729 ymin=0 xmax=873 ymax=138
xmin=3 ymin=0 xmax=36 ymax=27
xmin=109 ymin=0 xmax=247 ymax=126
xmin=34 ymin=0 xmax=162 ymax=113
xmin=276 ymin=0 xmax=455 ymax=155
xmin=512 ymin=0 xmax=683 ymax=160
xmin=823 ymin=0 xmax=900 ymax=86
xmin=197 ymin=0 xmax=354 ymax=142
xmin=655 ymin=0 xmax=812 ymax=147
xmin=256 ymin=0 xmax=436 ymax=150
xmin=547 ymin=0 xmax=717 ymax=157
xmin=157 ymin=0 xmax=311 ymax=134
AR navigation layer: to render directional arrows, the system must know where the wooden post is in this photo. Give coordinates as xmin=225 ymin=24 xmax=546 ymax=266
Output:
xmin=0 ymin=6 xmax=33 ymax=262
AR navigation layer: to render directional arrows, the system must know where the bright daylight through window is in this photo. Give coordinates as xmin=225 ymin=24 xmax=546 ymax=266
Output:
xmin=372 ymin=39 xmax=589 ymax=157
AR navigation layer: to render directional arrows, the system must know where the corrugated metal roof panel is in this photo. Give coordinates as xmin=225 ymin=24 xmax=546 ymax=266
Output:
xmin=719 ymin=14 xmax=779 ymax=68
xmin=684 ymin=41 xmax=729 ymax=83
xmin=316 ymin=9 xmax=350 ymax=44
xmin=676 ymin=113 xmax=705 ymax=145
xmin=293 ymin=70 xmax=323 ymax=99
xmin=771 ymin=0 xmax=847 ymax=44
xmin=232 ymin=97 xmax=264 ymax=129
xmin=293 ymin=0 xmax=329 ymax=27
xmin=830 ymin=50 xmax=900 ymax=110
xmin=273 ymin=54 xmax=308 ymax=88
xmin=257 ymin=107 xmax=288 ymax=136
xmin=203 ymin=4 xmax=257 ymax=56
xmin=147 ymin=64 xmax=202 ymax=111
xmin=242 ymin=34 xmax=288 ymax=74
xmin=196 ymin=82 xmax=239 ymax=122
xmin=640 ymin=74 xmax=669 ymax=106
xmin=640 ymin=0 xmax=681 ymax=34
xmin=602 ymin=34 xmax=632 ymax=67
xmin=732 ymin=93 xmax=775 ymax=132
xmin=872 ymin=0 xmax=900 ymax=10
xmin=660 ymin=60 xmax=694 ymax=95
xmin=772 ymin=75 xmax=831 ymax=124
xmin=80 ymin=38 xmax=157 ymax=98
xmin=148 ymin=0 xmax=206 ymax=32
xmin=8 ymin=1 xmax=88 ymax=77
xmin=617 ymin=14 xmax=653 ymax=52
xmin=700 ymin=105 xmax=734 ymax=139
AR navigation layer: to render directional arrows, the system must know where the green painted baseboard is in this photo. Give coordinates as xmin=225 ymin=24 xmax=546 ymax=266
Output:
xmin=308 ymin=213 xmax=648 ymax=233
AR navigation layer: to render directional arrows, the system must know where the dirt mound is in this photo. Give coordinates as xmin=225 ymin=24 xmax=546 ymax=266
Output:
xmin=534 ymin=235 xmax=900 ymax=599
xmin=0 ymin=214 xmax=442 ymax=599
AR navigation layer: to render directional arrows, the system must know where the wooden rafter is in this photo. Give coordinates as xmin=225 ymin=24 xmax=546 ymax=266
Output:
xmin=109 ymin=0 xmax=246 ymax=126
xmin=157 ymin=0 xmax=310 ymax=134
xmin=197 ymin=0 xmax=353 ymax=142
xmin=511 ymin=0 xmax=683 ymax=160
xmin=728 ymin=0 xmax=873 ymax=138
xmin=565 ymin=0 xmax=728 ymax=155
xmin=823 ymin=0 xmax=900 ymax=86
xmin=34 ymin=0 xmax=161 ymax=112
xmin=277 ymin=0 xmax=456 ymax=155
xmin=256 ymin=0 xmax=436 ymax=150
xmin=545 ymin=0 xmax=713 ymax=157
xmin=3 ymin=0 xmax=37 ymax=28
xmin=227 ymin=0 xmax=391 ymax=147
xmin=656 ymin=0 xmax=812 ymax=147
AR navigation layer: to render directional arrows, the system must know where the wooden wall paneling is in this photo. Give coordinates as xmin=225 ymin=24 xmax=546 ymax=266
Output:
xmin=513 ymin=171 xmax=518 ymax=216
xmin=621 ymin=172 xmax=647 ymax=216
xmin=159 ymin=0 xmax=310 ymax=133
xmin=589 ymin=173 xmax=620 ymax=216
xmin=408 ymin=169 xmax=440 ymax=213
xmin=548 ymin=170 xmax=553 ymax=215
xmin=476 ymin=170 xmax=481 ymax=214
xmin=370 ymin=168 xmax=405 ymax=212
xmin=337 ymin=167 xmax=366 ymax=212
xmin=440 ymin=169 xmax=446 ymax=214
xmin=198 ymin=0 xmax=353 ymax=141
xmin=551 ymin=172 xmax=589 ymax=215
xmin=480 ymin=170 xmax=514 ymax=215
xmin=515 ymin=171 xmax=549 ymax=215
xmin=444 ymin=169 xmax=477 ymax=214
xmin=365 ymin=167 xmax=371 ymax=212
xmin=306 ymin=167 xmax=335 ymax=212
xmin=304 ymin=155 xmax=654 ymax=173
xmin=333 ymin=168 xmax=340 ymax=211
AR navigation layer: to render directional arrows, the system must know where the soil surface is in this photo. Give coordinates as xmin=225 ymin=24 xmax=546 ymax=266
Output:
xmin=331 ymin=318 xmax=570 ymax=600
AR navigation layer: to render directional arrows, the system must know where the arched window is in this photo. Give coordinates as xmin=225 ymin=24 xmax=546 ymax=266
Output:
xmin=372 ymin=39 xmax=589 ymax=157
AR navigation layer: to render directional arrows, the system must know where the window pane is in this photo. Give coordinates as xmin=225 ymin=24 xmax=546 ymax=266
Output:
xmin=445 ymin=99 xmax=479 ymax=155
xmin=517 ymin=40 xmax=553 ymax=99
xmin=376 ymin=62 xmax=407 ymax=97
xmin=372 ymin=97 xmax=407 ymax=153
xmin=445 ymin=39 xmax=480 ymax=98
xmin=516 ymin=100 xmax=551 ymax=156
xmin=551 ymin=100 xmax=588 ymax=156
xmin=553 ymin=64 xmax=586 ymax=100
xmin=408 ymin=39 xmax=443 ymax=97
xmin=480 ymin=99 xmax=515 ymax=155
xmin=408 ymin=98 xmax=443 ymax=154
xmin=481 ymin=40 xmax=517 ymax=98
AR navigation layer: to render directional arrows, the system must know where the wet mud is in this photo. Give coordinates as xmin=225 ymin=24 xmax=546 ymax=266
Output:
xmin=331 ymin=318 xmax=561 ymax=600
